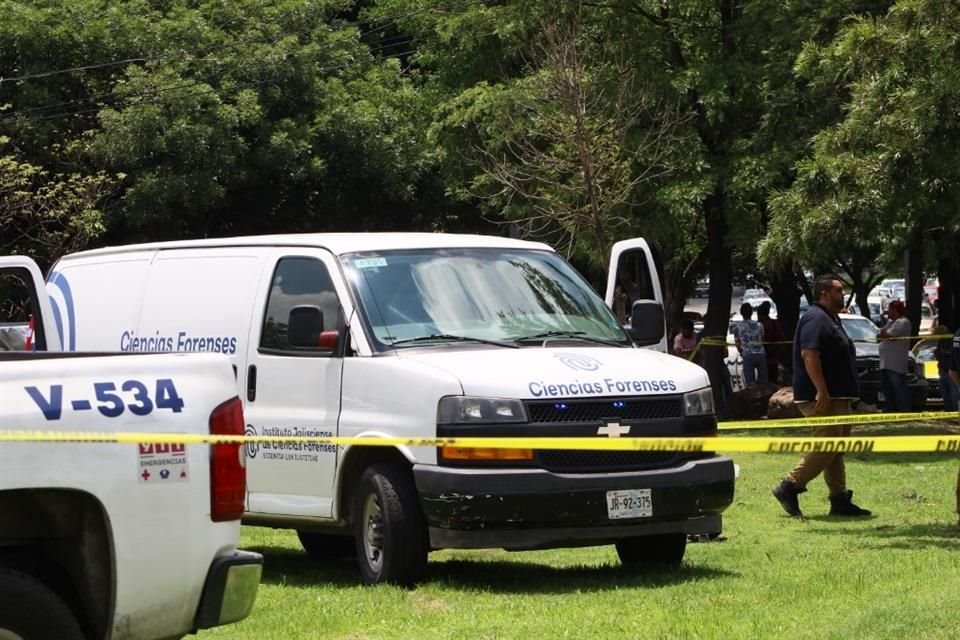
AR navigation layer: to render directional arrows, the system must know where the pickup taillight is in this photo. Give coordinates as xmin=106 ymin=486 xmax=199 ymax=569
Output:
xmin=209 ymin=397 xmax=246 ymax=522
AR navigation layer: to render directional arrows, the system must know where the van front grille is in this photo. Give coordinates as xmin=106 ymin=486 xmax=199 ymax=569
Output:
xmin=525 ymin=397 xmax=683 ymax=423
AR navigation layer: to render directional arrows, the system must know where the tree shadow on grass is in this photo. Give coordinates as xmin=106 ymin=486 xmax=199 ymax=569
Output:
xmin=249 ymin=544 xmax=738 ymax=593
xmin=806 ymin=520 xmax=960 ymax=551
xmin=248 ymin=545 xmax=359 ymax=588
xmin=425 ymin=559 xmax=737 ymax=594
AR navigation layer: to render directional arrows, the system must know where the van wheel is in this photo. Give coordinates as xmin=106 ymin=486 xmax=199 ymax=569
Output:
xmin=615 ymin=533 xmax=687 ymax=567
xmin=0 ymin=568 xmax=85 ymax=640
xmin=297 ymin=531 xmax=355 ymax=559
xmin=353 ymin=463 xmax=428 ymax=586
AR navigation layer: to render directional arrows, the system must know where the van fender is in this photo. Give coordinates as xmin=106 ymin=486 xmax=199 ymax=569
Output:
xmin=340 ymin=431 xmax=418 ymax=464
xmin=333 ymin=432 xmax=418 ymax=523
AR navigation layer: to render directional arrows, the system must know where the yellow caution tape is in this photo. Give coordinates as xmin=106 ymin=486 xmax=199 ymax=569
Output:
xmin=1 ymin=431 xmax=959 ymax=453
xmin=719 ymin=410 xmax=958 ymax=430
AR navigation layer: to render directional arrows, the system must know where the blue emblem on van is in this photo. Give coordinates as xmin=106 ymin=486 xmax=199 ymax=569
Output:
xmin=245 ymin=424 xmax=259 ymax=459
xmin=553 ymin=352 xmax=602 ymax=372
xmin=47 ymin=272 xmax=76 ymax=351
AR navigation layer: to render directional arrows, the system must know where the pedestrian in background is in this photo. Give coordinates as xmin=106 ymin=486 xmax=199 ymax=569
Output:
xmin=934 ymin=324 xmax=959 ymax=411
xmin=879 ymin=299 xmax=912 ymax=412
xmin=772 ymin=275 xmax=871 ymax=518
xmin=733 ymin=302 xmax=767 ymax=386
xmin=948 ymin=325 xmax=960 ymax=527
xmin=757 ymin=300 xmax=784 ymax=385
xmin=673 ymin=318 xmax=699 ymax=362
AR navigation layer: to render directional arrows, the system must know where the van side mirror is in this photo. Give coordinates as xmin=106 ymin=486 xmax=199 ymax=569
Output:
xmin=629 ymin=300 xmax=665 ymax=347
xmin=288 ymin=305 xmax=324 ymax=348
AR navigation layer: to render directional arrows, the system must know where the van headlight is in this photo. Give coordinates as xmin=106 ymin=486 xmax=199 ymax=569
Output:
xmin=683 ymin=387 xmax=714 ymax=416
xmin=437 ymin=396 xmax=528 ymax=424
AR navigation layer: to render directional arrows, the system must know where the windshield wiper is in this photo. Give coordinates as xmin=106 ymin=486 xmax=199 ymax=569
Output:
xmin=387 ymin=334 xmax=519 ymax=348
xmin=511 ymin=330 xmax=626 ymax=347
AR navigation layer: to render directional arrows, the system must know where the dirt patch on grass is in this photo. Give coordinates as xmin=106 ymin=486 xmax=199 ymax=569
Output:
xmin=411 ymin=592 xmax=453 ymax=612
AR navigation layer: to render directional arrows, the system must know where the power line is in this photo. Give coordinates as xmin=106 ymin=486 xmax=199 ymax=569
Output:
xmin=0 ymin=0 xmax=446 ymax=122
xmin=1 ymin=48 xmax=420 ymax=125
xmin=0 ymin=34 xmax=422 ymax=124
xmin=0 ymin=58 xmax=151 ymax=83
xmin=0 ymin=2 xmax=469 ymax=86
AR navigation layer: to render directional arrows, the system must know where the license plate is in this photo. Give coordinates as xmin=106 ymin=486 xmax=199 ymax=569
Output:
xmin=606 ymin=489 xmax=653 ymax=520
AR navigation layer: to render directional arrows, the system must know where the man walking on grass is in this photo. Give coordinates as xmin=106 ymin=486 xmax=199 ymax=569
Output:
xmin=772 ymin=275 xmax=872 ymax=518
xmin=948 ymin=325 xmax=960 ymax=527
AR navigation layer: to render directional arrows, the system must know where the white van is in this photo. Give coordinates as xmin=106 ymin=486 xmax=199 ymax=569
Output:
xmin=49 ymin=233 xmax=735 ymax=585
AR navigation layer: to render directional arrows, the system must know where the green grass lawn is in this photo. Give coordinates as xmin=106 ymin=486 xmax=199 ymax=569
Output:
xmin=210 ymin=437 xmax=960 ymax=639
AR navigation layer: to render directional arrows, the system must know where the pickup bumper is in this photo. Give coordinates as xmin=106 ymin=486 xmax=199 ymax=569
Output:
xmin=194 ymin=550 xmax=263 ymax=630
xmin=413 ymin=455 xmax=735 ymax=550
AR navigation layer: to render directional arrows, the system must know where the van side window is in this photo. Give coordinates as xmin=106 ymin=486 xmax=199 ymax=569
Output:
xmin=616 ymin=249 xmax=654 ymax=312
xmin=260 ymin=257 xmax=340 ymax=354
xmin=0 ymin=268 xmax=41 ymax=351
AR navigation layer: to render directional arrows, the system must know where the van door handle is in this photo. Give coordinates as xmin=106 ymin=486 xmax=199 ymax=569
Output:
xmin=247 ymin=365 xmax=257 ymax=402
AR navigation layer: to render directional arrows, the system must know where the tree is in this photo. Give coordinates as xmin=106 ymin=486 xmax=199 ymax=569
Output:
xmin=0 ymin=0 xmax=447 ymax=244
xmin=763 ymin=0 xmax=960 ymax=332
xmin=444 ymin=9 xmax=681 ymax=268
xmin=0 ymin=136 xmax=117 ymax=268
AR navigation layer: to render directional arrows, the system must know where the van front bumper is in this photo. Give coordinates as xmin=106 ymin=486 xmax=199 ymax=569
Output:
xmin=194 ymin=550 xmax=263 ymax=629
xmin=413 ymin=455 xmax=735 ymax=550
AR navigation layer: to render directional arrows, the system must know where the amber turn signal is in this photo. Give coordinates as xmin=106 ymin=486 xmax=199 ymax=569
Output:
xmin=440 ymin=446 xmax=534 ymax=461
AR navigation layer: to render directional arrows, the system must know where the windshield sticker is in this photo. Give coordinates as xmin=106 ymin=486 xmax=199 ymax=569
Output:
xmin=354 ymin=257 xmax=387 ymax=269
xmin=528 ymin=377 xmax=678 ymax=397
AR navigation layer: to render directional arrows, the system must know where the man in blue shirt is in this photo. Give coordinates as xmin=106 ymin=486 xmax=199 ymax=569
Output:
xmin=948 ymin=327 xmax=960 ymax=526
xmin=772 ymin=275 xmax=871 ymax=518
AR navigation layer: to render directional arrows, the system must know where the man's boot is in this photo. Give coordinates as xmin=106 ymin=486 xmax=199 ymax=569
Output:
xmin=828 ymin=490 xmax=872 ymax=517
xmin=772 ymin=478 xmax=806 ymax=517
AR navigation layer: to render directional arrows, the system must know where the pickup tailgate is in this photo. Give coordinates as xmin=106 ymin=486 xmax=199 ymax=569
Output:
xmin=0 ymin=351 xmax=259 ymax=638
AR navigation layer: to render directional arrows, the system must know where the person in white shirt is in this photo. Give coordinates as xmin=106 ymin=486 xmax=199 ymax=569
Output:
xmin=878 ymin=299 xmax=911 ymax=412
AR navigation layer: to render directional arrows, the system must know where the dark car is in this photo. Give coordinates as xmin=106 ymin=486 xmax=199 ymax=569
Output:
xmin=840 ymin=313 xmax=929 ymax=410
xmin=911 ymin=338 xmax=943 ymax=404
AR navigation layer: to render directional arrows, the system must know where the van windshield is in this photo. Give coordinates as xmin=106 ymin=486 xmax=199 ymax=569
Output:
xmin=341 ymin=248 xmax=630 ymax=349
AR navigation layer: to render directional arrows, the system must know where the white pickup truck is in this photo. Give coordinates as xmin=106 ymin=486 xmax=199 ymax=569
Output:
xmin=0 ymin=256 xmax=262 ymax=639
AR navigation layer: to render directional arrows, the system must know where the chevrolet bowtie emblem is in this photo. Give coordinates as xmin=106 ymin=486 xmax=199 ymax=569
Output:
xmin=597 ymin=421 xmax=630 ymax=438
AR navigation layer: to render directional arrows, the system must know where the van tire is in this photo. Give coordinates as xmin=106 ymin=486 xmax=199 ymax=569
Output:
xmin=0 ymin=568 xmax=85 ymax=640
xmin=353 ymin=463 xmax=428 ymax=586
xmin=615 ymin=533 xmax=687 ymax=567
xmin=297 ymin=531 xmax=356 ymax=559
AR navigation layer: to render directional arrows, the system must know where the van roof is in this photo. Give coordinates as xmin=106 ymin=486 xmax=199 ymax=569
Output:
xmin=60 ymin=232 xmax=555 ymax=259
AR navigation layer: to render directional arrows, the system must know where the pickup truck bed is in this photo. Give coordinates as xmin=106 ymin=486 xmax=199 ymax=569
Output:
xmin=1 ymin=350 xmax=261 ymax=639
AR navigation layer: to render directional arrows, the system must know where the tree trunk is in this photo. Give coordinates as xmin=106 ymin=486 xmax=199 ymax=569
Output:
xmin=905 ymin=227 xmax=923 ymax=338
xmin=769 ymin=263 xmax=799 ymax=383
xmin=702 ymin=191 xmax=733 ymax=414
xmin=937 ymin=251 xmax=958 ymax=330
xmin=662 ymin=265 xmax=687 ymax=350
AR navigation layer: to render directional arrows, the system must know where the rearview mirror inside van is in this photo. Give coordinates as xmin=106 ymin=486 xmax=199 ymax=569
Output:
xmin=629 ymin=300 xmax=665 ymax=347
xmin=288 ymin=305 xmax=324 ymax=348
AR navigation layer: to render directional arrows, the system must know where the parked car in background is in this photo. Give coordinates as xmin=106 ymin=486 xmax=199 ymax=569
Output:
xmin=924 ymin=277 xmax=939 ymax=304
xmin=740 ymin=288 xmax=767 ymax=302
xmin=876 ymin=278 xmax=905 ymax=300
xmin=919 ymin=300 xmax=936 ymax=335
xmin=740 ymin=292 xmax=777 ymax=319
xmin=693 ymin=277 xmax=710 ymax=297
xmin=848 ymin=299 xmax=885 ymax=327
xmin=912 ymin=338 xmax=942 ymax=404
xmin=839 ymin=313 xmax=928 ymax=410
xmin=725 ymin=319 xmax=744 ymax=392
